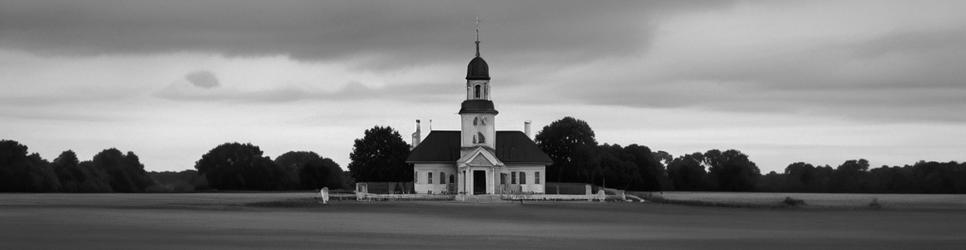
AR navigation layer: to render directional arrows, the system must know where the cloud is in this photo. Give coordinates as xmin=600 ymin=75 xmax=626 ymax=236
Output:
xmin=184 ymin=70 xmax=220 ymax=89
xmin=153 ymin=79 xmax=460 ymax=104
xmin=0 ymin=0 xmax=731 ymax=70
xmin=524 ymin=2 xmax=966 ymax=124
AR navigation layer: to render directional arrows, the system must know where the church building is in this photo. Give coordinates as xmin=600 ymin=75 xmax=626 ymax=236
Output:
xmin=406 ymin=30 xmax=552 ymax=196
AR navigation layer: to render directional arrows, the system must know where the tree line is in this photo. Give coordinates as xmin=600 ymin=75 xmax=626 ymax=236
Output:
xmin=4 ymin=117 xmax=964 ymax=193
xmin=0 ymin=140 xmax=153 ymax=192
xmin=194 ymin=142 xmax=350 ymax=191
xmin=535 ymin=117 xmax=966 ymax=193
xmin=0 ymin=139 xmax=350 ymax=192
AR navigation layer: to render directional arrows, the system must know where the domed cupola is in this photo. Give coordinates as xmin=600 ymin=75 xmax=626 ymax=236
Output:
xmin=466 ymin=56 xmax=490 ymax=80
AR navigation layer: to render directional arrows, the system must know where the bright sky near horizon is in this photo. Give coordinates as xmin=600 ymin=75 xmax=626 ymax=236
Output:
xmin=2 ymin=0 xmax=966 ymax=173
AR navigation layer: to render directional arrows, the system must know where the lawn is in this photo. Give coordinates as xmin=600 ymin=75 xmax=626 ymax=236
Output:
xmin=1 ymin=193 xmax=964 ymax=249
xmin=641 ymin=191 xmax=966 ymax=210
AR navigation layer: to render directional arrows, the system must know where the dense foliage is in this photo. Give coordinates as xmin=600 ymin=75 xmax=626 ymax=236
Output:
xmin=535 ymin=117 xmax=966 ymax=193
xmin=535 ymin=117 xmax=670 ymax=191
xmin=195 ymin=142 xmax=282 ymax=190
xmin=0 ymin=140 xmax=153 ymax=192
xmin=347 ymin=126 xmax=411 ymax=182
xmin=276 ymin=151 xmax=348 ymax=189
xmin=194 ymin=143 xmax=349 ymax=190
xmin=535 ymin=116 xmax=600 ymax=183
xmin=758 ymin=160 xmax=966 ymax=193
xmin=4 ymin=117 xmax=966 ymax=193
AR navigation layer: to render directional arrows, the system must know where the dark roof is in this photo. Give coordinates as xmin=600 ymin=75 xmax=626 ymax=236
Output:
xmin=407 ymin=130 xmax=552 ymax=164
xmin=466 ymin=56 xmax=490 ymax=80
xmin=458 ymin=100 xmax=498 ymax=114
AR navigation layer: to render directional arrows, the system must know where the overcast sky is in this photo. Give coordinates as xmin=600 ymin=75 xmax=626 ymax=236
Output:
xmin=2 ymin=0 xmax=965 ymax=173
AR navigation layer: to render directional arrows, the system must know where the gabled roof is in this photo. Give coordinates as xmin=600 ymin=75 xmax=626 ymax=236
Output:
xmin=456 ymin=146 xmax=504 ymax=167
xmin=406 ymin=130 xmax=552 ymax=165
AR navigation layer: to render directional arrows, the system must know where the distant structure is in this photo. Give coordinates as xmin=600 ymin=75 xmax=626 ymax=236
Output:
xmin=411 ymin=119 xmax=421 ymax=149
xmin=406 ymin=22 xmax=551 ymax=196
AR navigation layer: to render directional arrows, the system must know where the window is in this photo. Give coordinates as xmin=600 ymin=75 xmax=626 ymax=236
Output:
xmin=449 ymin=174 xmax=455 ymax=184
xmin=474 ymin=85 xmax=481 ymax=98
xmin=520 ymin=172 xmax=527 ymax=184
xmin=428 ymin=172 xmax=433 ymax=184
xmin=511 ymin=172 xmax=517 ymax=184
xmin=473 ymin=117 xmax=478 ymax=126
xmin=477 ymin=132 xmax=485 ymax=144
xmin=535 ymin=171 xmax=541 ymax=184
xmin=440 ymin=172 xmax=445 ymax=184
xmin=500 ymin=173 xmax=506 ymax=185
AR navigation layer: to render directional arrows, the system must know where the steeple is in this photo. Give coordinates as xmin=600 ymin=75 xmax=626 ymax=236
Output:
xmin=475 ymin=16 xmax=481 ymax=57
xmin=466 ymin=17 xmax=490 ymax=81
xmin=460 ymin=17 xmax=497 ymax=149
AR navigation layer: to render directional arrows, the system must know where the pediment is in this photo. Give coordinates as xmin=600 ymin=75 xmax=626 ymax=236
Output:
xmin=457 ymin=146 xmax=504 ymax=167
xmin=469 ymin=154 xmax=493 ymax=166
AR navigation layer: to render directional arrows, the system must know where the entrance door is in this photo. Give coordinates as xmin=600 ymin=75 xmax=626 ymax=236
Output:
xmin=473 ymin=170 xmax=486 ymax=195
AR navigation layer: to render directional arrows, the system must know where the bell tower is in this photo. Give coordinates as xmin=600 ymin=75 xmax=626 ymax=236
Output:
xmin=460 ymin=18 xmax=497 ymax=151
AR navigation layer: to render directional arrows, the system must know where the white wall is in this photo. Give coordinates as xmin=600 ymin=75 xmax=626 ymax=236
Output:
xmin=503 ymin=164 xmax=546 ymax=194
xmin=413 ymin=163 xmax=457 ymax=194
xmin=460 ymin=113 xmax=496 ymax=149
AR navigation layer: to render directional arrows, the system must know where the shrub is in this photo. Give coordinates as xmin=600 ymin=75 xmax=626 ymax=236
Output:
xmin=782 ymin=196 xmax=806 ymax=207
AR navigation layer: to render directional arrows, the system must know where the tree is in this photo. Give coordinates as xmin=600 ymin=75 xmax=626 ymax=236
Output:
xmin=704 ymin=149 xmax=760 ymax=191
xmin=275 ymin=151 xmax=347 ymax=190
xmin=274 ymin=151 xmax=322 ymax=189
xmin=667 ymin=152 xmax=709 ymax=191
xmin=91 ymin=149 xmax=154 ymax=192
xmin=829 ymin=159 xmax=869 ymax=193
xmin=596 ymin=144 xmax=639 ymax=189
xmin=195 ymin=142 xmax=282 ymax=190
xmin=0 ymin=140 xmax=61 ymax=192
xmin=535 ymin=117 xmax=599 ymax=183
xmin=653 ymin=150 xmax=673 ymax=167
xmin=347 ymin=126 xmax=411 ymax=182
xmin=147 ymin=170 xmax=208 ymax=192
xmin=0 ymin=140 xmax=33 ymax=191
xmin=300 ymin=157 xmax=346 ymax=189
xmin=622 ymin=144 xmax=669 ymax=191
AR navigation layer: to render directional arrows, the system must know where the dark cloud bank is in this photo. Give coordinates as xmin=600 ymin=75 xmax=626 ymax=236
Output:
xmin=4 ymin=0 xmax=965 ymax=123
xmin=0 ymin=0 xmax=726 ymax=67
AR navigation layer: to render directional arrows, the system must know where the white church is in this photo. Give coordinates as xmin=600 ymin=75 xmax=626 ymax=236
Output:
xmin=406 ymin=31 xmax=552 ymax=196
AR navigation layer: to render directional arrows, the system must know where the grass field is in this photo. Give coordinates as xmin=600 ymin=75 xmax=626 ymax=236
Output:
xmin=641 ymin=191 xmax=966 ymax=210
xmin=1 ymin=193 xmax=965 ymax=249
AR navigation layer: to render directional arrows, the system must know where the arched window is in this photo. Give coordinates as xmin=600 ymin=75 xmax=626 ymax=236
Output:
xmin=439 ymin=172 xmax=445 ymax=184
xmin=449 ymin=174 xmax=455 ymax=184
xmin=473 ymin=117 xmax=478 ymax=126
xmin=474 ymin=85 xmax=481 ymax=98
xmin=428 ymin=172 xmax=433 ymax=184
xmin=477 ymin=132 xmax=485 ymax=144
xmin=472 ymin=135 xmax=477 ymax=144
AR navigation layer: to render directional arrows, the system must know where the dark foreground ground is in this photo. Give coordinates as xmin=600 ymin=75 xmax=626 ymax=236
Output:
xmin=1 ymin=193 xmax=964 ymax=250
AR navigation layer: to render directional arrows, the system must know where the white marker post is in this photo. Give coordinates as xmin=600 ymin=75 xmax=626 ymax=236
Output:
xmin=320 ymin=187 xmax=329 ymax=205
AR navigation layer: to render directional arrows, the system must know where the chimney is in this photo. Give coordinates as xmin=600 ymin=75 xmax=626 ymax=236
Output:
xmin=411 ymin=119 xmax=421 ymax=148
xmin=524 ymin=120 xmax=532 ymax=139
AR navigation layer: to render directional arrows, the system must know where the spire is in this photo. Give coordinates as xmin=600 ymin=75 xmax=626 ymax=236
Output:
xmin=474 ymin=16 xmax=481 ymax=57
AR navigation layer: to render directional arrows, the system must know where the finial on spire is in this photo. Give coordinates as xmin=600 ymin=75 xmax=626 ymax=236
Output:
xmin=474 ymin=16 xmax=481 ymax=57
